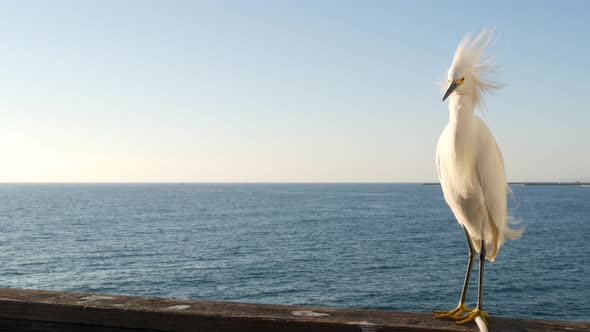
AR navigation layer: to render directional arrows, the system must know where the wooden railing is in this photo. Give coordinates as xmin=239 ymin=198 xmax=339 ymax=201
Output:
xmin=0 ymin=288 xmax=586 ymax=331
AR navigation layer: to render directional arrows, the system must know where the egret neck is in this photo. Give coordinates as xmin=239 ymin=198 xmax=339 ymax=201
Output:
xmin=448 ymin=94 xmax=475 ymax=160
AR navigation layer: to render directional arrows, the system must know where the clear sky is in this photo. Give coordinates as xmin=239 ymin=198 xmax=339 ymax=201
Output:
xmin=1 ymin=1 xmax=588 ymax=182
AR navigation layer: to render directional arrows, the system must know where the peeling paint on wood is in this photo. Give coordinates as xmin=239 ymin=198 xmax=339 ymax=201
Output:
xmin=292 ymin=310 xmax=330 ymax=317
xmin=166 ymin=305 xmax=191 ymax=310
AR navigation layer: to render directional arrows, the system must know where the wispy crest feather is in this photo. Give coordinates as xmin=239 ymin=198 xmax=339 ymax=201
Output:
xmin=451 ymin=29 xmax=503 ymax=109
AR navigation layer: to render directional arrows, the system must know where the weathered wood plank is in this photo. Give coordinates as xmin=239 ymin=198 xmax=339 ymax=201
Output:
xmin=0 ymin=318 xmax=159 ymax=332
xmin=0 ymin=288 xmax=586 ymax=332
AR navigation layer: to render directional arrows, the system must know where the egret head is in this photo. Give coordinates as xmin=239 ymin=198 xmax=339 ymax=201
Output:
xmin=442 ymin=65 xmax=471 ymax=102
xmin=442 ymin=29 xmax=503 ymax=107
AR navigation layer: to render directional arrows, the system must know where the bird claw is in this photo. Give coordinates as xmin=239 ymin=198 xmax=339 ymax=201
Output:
xmin=453 ymin=308 xmax=490 ymax=325
xmin=432 ymin=303 xmax=474 ymax=319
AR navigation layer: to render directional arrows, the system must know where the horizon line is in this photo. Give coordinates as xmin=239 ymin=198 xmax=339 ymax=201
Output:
xmin=0 ymin=181 xmax=587 ymax=185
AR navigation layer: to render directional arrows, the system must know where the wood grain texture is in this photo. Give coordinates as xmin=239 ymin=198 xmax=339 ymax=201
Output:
xmin=0 ymin=288 xmax=586 ymax=332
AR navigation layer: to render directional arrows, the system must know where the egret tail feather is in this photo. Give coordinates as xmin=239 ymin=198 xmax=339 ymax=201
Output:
xmin=504 ymin=215 xmax=524 ymax=240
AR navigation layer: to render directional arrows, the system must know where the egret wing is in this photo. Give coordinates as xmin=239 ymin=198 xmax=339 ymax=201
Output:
xmin=475 ymin=119 xmax=509 ymax=259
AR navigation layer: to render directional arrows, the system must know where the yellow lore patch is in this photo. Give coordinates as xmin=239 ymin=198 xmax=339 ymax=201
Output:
xmin=447 ymin=77 xmax=465 ymax=85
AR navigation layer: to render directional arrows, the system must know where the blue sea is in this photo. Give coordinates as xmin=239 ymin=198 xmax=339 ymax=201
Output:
xmin=0 ymin=183 xmax=588 ymax=321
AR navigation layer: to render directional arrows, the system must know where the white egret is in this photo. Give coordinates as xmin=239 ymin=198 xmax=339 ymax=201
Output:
xmin=432 ymin=30 xmax=523 ymax=327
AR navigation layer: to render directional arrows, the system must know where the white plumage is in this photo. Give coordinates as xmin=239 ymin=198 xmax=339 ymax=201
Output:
xmin=432 ymin=29 xmax=523 ymax=328
xmin=436 ymin=30 xmax=522 ymax=261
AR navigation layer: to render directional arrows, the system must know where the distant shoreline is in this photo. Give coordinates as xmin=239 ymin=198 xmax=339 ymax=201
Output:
xmin=423 ymin=182 xmax=590 ymax=186
xmin=0 ymin=182 xmax=588 ymax=186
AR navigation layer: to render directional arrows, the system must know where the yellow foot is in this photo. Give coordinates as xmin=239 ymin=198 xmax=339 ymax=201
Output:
xmin=453 ymin=308 xmax=490 ymax=325
xmin=432 ymin=303 xmax=475 ymax=319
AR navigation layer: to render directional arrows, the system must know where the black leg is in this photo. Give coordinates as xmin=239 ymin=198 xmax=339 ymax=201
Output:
xmin=459 ymin=227 xmax=476 ymax=305
xmin=435 ymin=237 xmax=489 ymax=325
xmin=477 ymin=240 xmax=486 ymax=310
xmin=450 ymin=240 xmax=489 ymax=325
xmin=433 ymin=227 xmax=477 ymax=319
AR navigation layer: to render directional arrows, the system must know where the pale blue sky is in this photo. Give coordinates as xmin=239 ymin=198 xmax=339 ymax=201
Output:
xmin=1 ymin=1 xmax=588 ymax=182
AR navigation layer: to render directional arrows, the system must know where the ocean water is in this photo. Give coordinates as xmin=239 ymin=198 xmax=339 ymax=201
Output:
xmin=0 ymin=183 xmax=587 ymax=321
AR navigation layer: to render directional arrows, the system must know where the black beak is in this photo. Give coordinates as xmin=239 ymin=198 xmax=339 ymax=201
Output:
xmin=442 ymin=82 xmax=458 ymax=101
